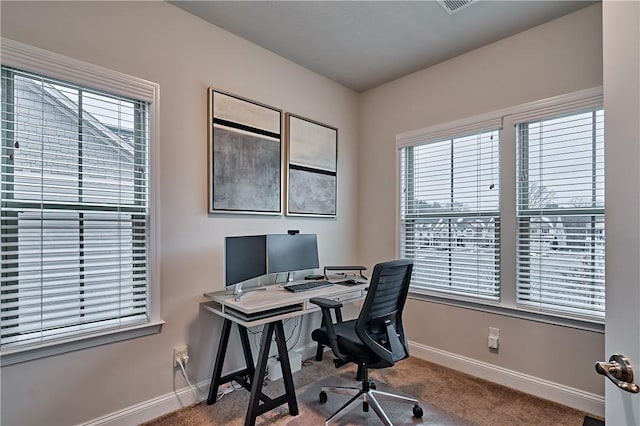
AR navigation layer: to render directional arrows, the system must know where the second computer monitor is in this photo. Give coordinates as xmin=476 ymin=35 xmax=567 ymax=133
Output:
xmin=266 ymin=234 xmax=319 ymax=275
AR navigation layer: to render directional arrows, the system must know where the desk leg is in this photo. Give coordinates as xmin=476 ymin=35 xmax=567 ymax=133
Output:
xmin=207 ymin=317 xmax=233 ymax=404
xmin=238 ymin=325 xmax=256 ymax=380
xmin=207 ymin=319 xmax=259 ymax=405
xmin=274 ymin=320 xmax=299 ymax=416
xmin=245 ymin=320 xmax=299 ymax=426
xmin=246 ymin=322 xmax=273 ymax=426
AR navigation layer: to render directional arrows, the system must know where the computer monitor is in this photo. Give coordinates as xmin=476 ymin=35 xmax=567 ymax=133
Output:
xmin=266 ymin=234 xmax=319 ymax=280
xmin=224 ymin=235 xmax=267 ymax=288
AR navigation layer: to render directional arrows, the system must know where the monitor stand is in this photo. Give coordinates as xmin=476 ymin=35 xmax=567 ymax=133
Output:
xmin=233 ymin=282 xmax=267 ymax=301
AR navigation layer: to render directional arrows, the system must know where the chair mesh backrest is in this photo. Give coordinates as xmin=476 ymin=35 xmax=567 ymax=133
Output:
xmin=356 ymin=259 xmax=413 ymax=366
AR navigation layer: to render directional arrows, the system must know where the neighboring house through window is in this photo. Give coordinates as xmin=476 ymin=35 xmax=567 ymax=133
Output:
xmin=0 ymin=39 xmax=161 ymax=365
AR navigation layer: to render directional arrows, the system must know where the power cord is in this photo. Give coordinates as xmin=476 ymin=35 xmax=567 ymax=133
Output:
xmin=175 ymin=355 xmax=205 ymax=401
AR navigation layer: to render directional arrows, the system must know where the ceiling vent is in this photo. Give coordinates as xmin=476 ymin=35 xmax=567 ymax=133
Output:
xmin=437 ymin=0 xmax=476 ymax=14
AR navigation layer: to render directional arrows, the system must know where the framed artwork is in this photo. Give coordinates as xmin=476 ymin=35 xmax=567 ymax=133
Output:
xmin=208 ymin=88 xmax=282 ymax=214
xmin=286 ymin=113 xmax=338 ymax=217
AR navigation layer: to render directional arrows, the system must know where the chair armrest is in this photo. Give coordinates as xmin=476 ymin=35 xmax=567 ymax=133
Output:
xmin=310 ymin=297 xmax=343 ymax=323
xmin=309 ymin=298 xmax=350 ymax=363
xmin=309 ymin=297 xmax=343 ymax=309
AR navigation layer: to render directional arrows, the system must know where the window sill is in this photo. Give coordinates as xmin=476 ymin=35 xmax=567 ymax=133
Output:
xmin=408 ymin=289 xmax=604 ymax=334
xmin=0 ymin=320 xmax=165 ymax=367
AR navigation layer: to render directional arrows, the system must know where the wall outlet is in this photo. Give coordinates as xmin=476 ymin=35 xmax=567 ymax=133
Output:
xmin=488 ymin=327 xmax=500 ymax=349
xmin=173 ymin=344 xmax=189 ymax=367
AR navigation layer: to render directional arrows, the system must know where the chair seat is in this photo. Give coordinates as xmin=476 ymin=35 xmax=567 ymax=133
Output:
xmin=312 ymin=319 xmax=378 ymax=364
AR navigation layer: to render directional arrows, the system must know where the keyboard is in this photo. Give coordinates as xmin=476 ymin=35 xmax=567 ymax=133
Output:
xmin=283 ymin=280 xmax=334 ymax=293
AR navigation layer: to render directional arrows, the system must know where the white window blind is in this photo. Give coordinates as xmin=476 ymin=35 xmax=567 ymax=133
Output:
xmin=1 ymin=66 xmax=150 ymax=349
xmin=516 ymin=109 xmax=604 ymax=319
xmin=400 ymin=130 xmax=500 ymax=300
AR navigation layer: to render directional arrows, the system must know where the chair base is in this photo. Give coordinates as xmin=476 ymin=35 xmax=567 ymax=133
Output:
xmin=319 ymin=379 xmax=423 ymax=426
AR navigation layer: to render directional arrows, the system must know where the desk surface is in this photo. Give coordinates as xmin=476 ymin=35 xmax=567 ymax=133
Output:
xmin=203 ymin=280 xmax=368 ymax=327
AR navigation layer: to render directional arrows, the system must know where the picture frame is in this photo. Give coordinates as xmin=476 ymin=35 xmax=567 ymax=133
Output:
xmin=286 ymin=113 xmax=338 ymax=217
xmin=208 ymin=88 xmax=283 ymax=214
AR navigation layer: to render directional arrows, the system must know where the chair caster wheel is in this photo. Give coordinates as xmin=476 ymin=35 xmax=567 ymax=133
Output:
xmin=370 ymin=382 xmax=376 ymax=390
xmin=319 ymin=391 xmax=327 ymax=404
xmin=413 ymin=404 xmax=424 ymax=418
xmin=363 ymin=401 xmax=369 ymax=412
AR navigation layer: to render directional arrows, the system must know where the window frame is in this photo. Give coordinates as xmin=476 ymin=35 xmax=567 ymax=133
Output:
xmin=396 ymin=87 xmax=604 ymax=331
xmin=0 ymin=38 xmax=163 ymax=366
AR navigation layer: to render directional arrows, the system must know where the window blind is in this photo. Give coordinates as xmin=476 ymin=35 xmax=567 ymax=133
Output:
xmin=1 ymin=66 xmax=150 ymax=349
xmin=400 ymin=130 xmax=500 ymax=300
xmin=516 ymin=109 xmax=604 ymax=319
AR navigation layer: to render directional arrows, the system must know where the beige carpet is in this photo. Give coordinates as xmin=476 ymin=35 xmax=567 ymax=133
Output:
xmin=143 ymin=356 xmax=600 ymax=425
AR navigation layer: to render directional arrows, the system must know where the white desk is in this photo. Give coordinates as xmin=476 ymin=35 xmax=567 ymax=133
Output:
xmin=203 ymin=280 xmax=368 ymax=426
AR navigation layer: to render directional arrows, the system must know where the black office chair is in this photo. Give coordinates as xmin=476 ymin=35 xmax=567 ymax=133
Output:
xmin=310 ymin=259 xmax=423 ymax=425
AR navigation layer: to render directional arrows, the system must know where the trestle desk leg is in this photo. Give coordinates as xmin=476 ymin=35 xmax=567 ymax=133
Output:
xmin=238 ymin=325 xmax=256 ymax=380
xmin=274 ymin=321 xmax=299 ymax=415
xmin=245 ymin=322 xmax=274 ymax=426
xmin=207 ymin=318 xmax=233 ymax=405
xmin=244 ymin=320 xmax=299 ymax=426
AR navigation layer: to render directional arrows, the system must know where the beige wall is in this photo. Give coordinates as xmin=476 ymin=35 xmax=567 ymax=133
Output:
xmin=358 ymin=3 xmax=604 ymax=397
xmin=0 ymin=2 xmax=359 ymax=425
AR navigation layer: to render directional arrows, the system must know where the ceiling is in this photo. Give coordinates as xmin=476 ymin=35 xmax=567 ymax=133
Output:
xmin=171 ymin=1 xmax=597 ymax=92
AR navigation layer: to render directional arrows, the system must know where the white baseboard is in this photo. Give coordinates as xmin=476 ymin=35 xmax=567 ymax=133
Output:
xmin=83 ymin=379 xmax=209 ymax=426
xmin=83 ymin=346 xmax=321 ymax=426
xmin=408 ymin=340 xmax=604 ymax=417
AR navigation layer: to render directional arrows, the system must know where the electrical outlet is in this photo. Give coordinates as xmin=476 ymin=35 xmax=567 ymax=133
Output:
xmin=173 ymin=344 xmax=188 ymax=367
xmin=488 ymin=327 xmax=500 ymax=349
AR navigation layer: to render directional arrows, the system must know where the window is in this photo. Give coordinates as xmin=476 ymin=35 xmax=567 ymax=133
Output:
xmin=397 ymin=88 xmax=604 ymax=324
xmin=400 ymin=127 xmax=500 ymax=300
xmin=516 ymin=109 xmax=605 ymax=319
xmin=1 ymin=39 xmax=160 ymax=361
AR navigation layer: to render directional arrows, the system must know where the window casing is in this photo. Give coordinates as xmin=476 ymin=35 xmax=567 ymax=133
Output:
xmin=1 ymin=38 xmax=161 ymax=363
xmin=397 ymin=88 xmax=604 ymax=324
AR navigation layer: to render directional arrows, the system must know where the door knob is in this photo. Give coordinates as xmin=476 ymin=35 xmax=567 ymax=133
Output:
xmin=595 ymin=354 xmax=640 ymax=394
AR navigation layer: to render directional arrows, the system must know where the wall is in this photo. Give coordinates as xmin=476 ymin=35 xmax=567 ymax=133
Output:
xmin=358 ymin=2 xmax=605 ymax=406
xmin=0 ymin=2 xmax=359 ymax=425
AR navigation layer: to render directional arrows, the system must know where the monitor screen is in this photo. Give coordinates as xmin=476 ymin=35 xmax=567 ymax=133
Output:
xmin=224 ymin=235 xmax=267 ymax=287
xmin=266 ymin=234 xmax=319 ymax=274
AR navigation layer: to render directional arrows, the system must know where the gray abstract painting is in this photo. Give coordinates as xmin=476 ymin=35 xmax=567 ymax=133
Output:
xmin=209 ymin=89 xmax=282 ymax=214
xmin=288 ymin=168 xmax=336 ymax=215
xmin=286 ymin=114 xmax=337 ymax=217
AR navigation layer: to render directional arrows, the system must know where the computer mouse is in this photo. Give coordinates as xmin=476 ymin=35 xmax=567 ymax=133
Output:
xmin=346 ymin=279 xmax=360 ymax=284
